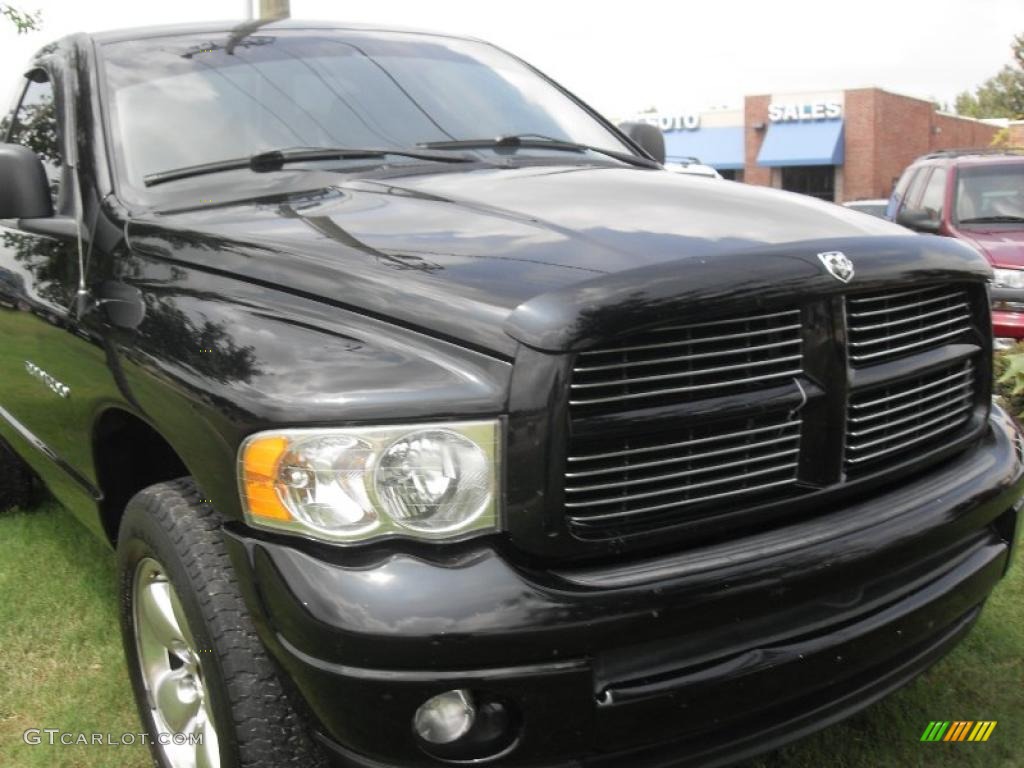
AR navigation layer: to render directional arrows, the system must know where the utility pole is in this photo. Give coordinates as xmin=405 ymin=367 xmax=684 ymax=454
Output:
xmin=258 ymin=0 xmax=290 ymax=19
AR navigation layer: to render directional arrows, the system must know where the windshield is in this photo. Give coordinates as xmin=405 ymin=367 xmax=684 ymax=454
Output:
xmin=955 ymin=162 xmax=1024 ymax=223
xmin=99 ymin=28 xmax=633 ymax=199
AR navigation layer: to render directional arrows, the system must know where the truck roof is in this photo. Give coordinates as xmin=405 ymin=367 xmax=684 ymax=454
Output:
xmin=86 ymin=19 xmax=469 ymax=45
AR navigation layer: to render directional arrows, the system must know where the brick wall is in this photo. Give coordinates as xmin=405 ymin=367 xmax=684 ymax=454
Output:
xmin=871 ymin=90 xmax=936 ymax=201
xmin=744 ymin=95 xmax=771 ymax=187
xmin=1004 ymin=121 xmax=1023 ymax=147
xmin=840 ymin=89 xmax=878 ymax=202
xmin=930 ymin=111 xmax=1000 ymax=151
xmin=740 ymin=88 xmax=1000 ymax=202
xmin=867 ymin=90 xmax=998 ymax=200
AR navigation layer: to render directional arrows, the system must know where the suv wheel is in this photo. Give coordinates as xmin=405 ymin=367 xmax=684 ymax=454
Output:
xmin=117 ymin=478 xmax=326 ymax=768
xmin=0 ymin=440 xmax=36 ymax=513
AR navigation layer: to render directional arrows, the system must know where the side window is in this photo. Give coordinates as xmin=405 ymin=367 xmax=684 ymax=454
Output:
xmin=7 ymin=72 xmax=62 ymax=206
xmin=902 ymin=168 xmax=930 ymax=212
xmin=888 ymin=168 xmax=918 ymax=218
xmin=917 ymin=168 xmax=947 ymax=218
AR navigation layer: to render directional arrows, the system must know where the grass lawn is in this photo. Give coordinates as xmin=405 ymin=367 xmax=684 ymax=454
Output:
xmin=0 ymin=501 xmax=1020 ymax=768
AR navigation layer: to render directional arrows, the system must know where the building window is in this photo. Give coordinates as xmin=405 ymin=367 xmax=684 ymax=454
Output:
xmin=780 ymin=166 xmax=836 ymax=201
xmin=720 ymin=169 xmax=744 ymax=182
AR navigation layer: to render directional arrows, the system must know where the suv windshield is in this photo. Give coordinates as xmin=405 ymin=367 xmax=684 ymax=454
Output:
xmin=955 ymin=162 xmax=1024 ymax=224
xmin=99 ymin=28 xmax=634 ymax=199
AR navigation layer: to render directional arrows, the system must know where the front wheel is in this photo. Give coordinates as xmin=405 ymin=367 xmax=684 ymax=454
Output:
xmin=116 ymin=479 xmax=326 ymax=768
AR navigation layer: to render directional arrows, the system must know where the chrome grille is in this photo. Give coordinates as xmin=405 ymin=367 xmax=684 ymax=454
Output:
xmin=845 ymin=360 xmax=976 ymax=473
xmin=570 ymin=309 xmax=803 ymax=411
xmin=846 ymin=286 xmax=973 ymax=365
xmin=565 ymin=413 xmax=802 ymax=534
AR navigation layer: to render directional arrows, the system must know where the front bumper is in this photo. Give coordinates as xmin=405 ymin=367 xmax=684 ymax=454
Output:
xmin=224 ymin=406 xmax=1024 ymax=768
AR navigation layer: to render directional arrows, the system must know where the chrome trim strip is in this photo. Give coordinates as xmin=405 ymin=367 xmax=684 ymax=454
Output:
xmin=565 ymin=448 xmax=801 ymax=493
xmin=849 ymin=327 xmax=971 ymax=361
xmin=0 ymin=402 xmax=101 ymax=500
xmin=847 ymin=406 xmax=972 ymax=453
xmin=849 ymin=380 xmax=973 ymax=423
xmin=849 ymin=313 xmax=971 ymax=347
xmin=849 ymin=367 xmax=972 ymax=410
xmin=850 ymin=301 xmax=970 ymax=332
xmin=571 ymin=354 xmax=803 ymax=389
xmin=568 ymin=368 xmax=804 ymax=406
xmin=650 ymin=309 xmax=801 ymax=332
xmin=848 ymin=395 xmax=973 ymax=438
xmin=564 ymin=462 xmax=799 ymax=508
xmin=847 ymin=290 xmax=961 ymax=314
xmin=568 ymin=477 xmax=799 ymax=521
xmin=572 ymin=338 xmax=801 ymax=373
xmin=845 ymin=413 xmax=972 ymax=464
xmin=577 ymin=323 xmax=802 ymax=357
xmin=565 ymin=432 xmax=801 ymax=477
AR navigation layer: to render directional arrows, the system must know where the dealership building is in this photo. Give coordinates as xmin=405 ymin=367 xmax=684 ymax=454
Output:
xmin=648 ymin=88 xmax=999 ymax=202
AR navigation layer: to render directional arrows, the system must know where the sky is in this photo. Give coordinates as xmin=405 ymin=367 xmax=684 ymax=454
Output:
xmin=2 ymin=0 xmax=1022 ymax=119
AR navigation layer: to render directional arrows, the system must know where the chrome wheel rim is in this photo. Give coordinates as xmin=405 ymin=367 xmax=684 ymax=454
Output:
xmin=132 ymin=557 xmax=221 ymax=768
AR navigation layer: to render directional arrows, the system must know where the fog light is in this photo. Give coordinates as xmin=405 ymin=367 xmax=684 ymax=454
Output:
xmin=414 ymin=690 xmax=476 ymax=745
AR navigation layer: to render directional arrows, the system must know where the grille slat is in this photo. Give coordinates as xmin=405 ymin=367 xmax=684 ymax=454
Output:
xmin=565 ymin=413 xmax=802 ymax=531
xmin=570 ymin=477 xmax=801 ymax=524
xmin=847 ymin=290 xmax=963 ymax=316
xmin=848 ymin=327 xmax=974 ymax=363
xmin=568 ymin=368 xmax=804 ymax=407
xmin=849 ymin=367 xmax=972 ymax=412
xmin=577 ymin=325 xmax=798 ymax=360
xmin=852 ymin=301 xmax=970 ymax=331
xmin=565 ymin=431 xmax=801 ymax=478
xmin=846 ymin=414 xmax=973 ymax=465
xmin=565 ymin=447 xmax=802 ymax=494
xmin=570 ymin=309 xmax=803 ymax=411
xmin=849 ymin=313 xmax=971 ymax=348
xmin=845 ymin=360 xmax=976 ymax=473
xmin=570 ymin=354 xmax=803 ymax=390
xmin=847 ymin=286 xmax=973 ymax=365
xmin=565 ymin=460 xmax=800 ymax=508
xmin=848 ymin=394 xmax=972 ymax=437
xmin=573 ymin=338 xmax=801 ymax=373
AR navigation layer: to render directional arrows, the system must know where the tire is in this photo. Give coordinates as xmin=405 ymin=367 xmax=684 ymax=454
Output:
xmin=116 ymin=478 xmax=328 ymax=768
xmin=0 ymin=439 xmax=36 ymax=513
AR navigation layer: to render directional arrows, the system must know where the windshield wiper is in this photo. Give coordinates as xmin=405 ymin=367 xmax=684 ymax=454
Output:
xmin=959 ymin=215 xmax=1024 ymax=224
xmin=418 ymin=134 xmax=661 ymax=169
xmin=143 ymin=147 xmax=476 ymax=188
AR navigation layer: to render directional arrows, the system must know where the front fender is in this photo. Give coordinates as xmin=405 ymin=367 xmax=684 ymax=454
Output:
xmin=115 ymin=250 xmax=511 ymax=523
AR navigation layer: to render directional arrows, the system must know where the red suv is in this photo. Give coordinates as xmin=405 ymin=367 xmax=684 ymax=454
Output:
xmin=889 ymin=149 xmax=1024 ymax=346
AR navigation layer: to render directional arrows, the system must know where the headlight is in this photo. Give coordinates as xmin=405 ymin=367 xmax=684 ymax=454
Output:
xmin=239 ymin=420 xmax=500 ymax=543
xmin=992 ymin=268 xmax=1024 ymax=289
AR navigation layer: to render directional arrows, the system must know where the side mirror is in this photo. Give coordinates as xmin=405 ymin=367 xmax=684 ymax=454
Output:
xmin=0 ymin=143 xmax=53 ymax=219
xmin=617 ymin=122 xmax=666 ymax=164
xmin=896 ymin=208 xmax=941 ymax=234
xmin=79 ymin=281 xmax=147 ymax=329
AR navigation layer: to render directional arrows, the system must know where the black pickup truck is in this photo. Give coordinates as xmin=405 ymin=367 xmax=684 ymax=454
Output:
xmin=0 ymin=19 xmax=1021 ymax=768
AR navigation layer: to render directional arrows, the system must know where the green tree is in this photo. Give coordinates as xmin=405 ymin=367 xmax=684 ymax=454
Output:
xmin=955 ymin=32 xmax=1024 ymax=118
xmin=1 ymin=4 xmax=41 ymax=33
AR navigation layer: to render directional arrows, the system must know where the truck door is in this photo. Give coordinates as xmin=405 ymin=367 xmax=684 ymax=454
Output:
xmin=0 ymin=63 xmax=108 ymax=533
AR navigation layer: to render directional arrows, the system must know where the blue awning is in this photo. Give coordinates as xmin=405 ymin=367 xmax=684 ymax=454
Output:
xmin=756 ymin=120 xmax=844 ymax=167
xmin=663 ymin=126 xmax=745 ymax=170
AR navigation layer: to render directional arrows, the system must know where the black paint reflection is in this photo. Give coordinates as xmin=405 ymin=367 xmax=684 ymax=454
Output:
xmin=138 ymin=295 xmax=260 ymax=385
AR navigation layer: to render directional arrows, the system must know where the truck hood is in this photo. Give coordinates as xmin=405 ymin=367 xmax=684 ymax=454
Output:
xmin=956 ymin=225 xmax=1024 ymax=268
xmin=128 ymin=164 xmax=959 ymax=357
